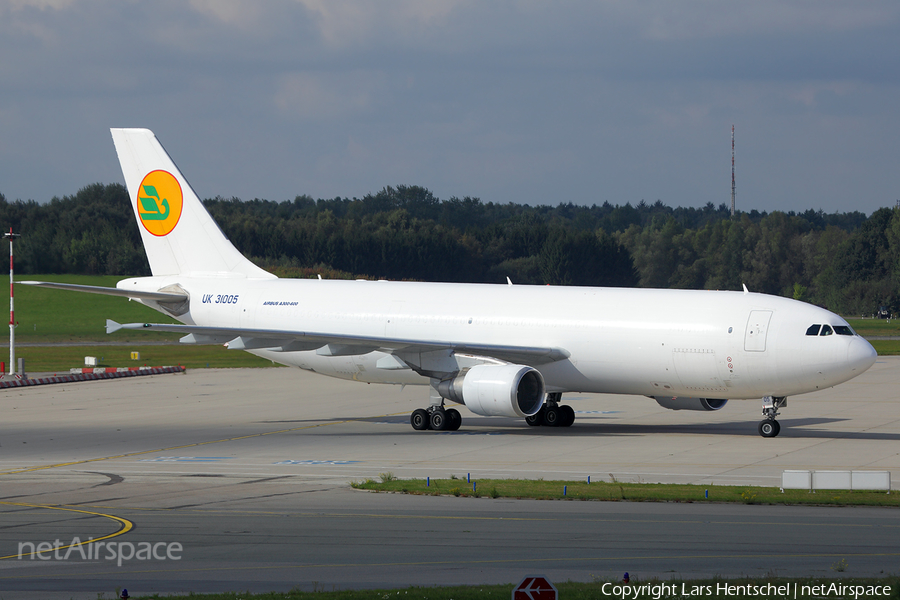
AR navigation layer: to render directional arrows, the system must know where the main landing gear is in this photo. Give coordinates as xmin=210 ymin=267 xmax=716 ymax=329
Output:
xmin=758 ymin=395 xmax=787 ymax=438
xmin=410 ymin=405 xmax=462 ymax=431
xmin=525 ymin=392 xmax=575 ymax=428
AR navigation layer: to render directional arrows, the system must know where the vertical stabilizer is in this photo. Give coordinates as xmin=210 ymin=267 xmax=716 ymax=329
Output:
xmin=111 ymin=128 xmax=275 ymax=279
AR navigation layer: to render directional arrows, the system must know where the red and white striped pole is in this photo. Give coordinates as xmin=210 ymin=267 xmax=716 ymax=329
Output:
xmin=4 ymin=228 xmax=21 ymax=376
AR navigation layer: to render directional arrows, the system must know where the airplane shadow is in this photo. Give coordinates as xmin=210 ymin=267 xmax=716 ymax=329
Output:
xmin=258 ymin=415 xmax=900 ymax=441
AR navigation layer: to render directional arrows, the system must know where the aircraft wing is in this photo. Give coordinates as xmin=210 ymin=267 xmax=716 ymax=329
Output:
xmin=20 ymin=281 xmax=188 ymax=302
xmin=105 ymin=320 xmax=570 ymax=365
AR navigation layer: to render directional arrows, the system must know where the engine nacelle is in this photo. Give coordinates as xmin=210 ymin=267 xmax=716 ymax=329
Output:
xmin=653 ymin=396 xmax=728 ymax=411
xmin=436 ymin=364 xmax=545 ymax=418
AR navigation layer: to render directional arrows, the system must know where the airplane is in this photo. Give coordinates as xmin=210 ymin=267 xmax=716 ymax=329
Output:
xmin=23 ymin=128 xmax=878 ymax=437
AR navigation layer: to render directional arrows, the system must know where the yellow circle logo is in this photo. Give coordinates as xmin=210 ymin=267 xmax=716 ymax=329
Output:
xmin=136 ymin=170 xmax=183 ymax=236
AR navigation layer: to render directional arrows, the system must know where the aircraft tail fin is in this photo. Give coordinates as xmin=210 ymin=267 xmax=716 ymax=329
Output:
xmin=110 ymin=128 xmax=275 ymax=279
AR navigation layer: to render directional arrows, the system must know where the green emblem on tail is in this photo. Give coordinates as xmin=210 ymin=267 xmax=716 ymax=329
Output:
xmin=138 ymin=185 xmax=170 ymax=220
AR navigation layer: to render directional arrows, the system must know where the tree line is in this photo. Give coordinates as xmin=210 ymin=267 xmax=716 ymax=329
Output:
xmin=0 ymin=183 xmax=896 ymax=315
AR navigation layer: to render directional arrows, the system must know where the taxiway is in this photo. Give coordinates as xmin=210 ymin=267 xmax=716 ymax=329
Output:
xmin=1 ymin=358 xmax=898 ymax=598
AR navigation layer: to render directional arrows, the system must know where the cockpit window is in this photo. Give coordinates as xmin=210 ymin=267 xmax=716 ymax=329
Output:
xmin=807 ymin=323 xmax=854 ymax=337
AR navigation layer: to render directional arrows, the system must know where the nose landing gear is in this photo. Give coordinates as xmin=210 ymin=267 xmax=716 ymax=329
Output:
xmin=758 ymin=396 xmax=787 ymax=438
xmin=758 ymin=419 xmax=780 ymax=437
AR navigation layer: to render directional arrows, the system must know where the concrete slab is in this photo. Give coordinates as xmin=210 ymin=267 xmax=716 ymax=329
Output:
xmin=3 ymin=359 xmax=897 ymax=486
xmin=1 ymin=358 xmax=898 ymax=597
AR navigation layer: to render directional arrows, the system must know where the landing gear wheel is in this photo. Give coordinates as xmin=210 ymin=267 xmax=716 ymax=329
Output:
xmin=410 ymin=408 xmax=429 ymax=431
xmin=544 ymin=406 xmax=560 ymax=427
xmin=446 ymin=408 xmax=462 ymax=431
xmin=559 ymin=405 xmax=576 ymax=427
xmin=759 ymin=396 xmax=786 ymax=437
xmin=758 ymin=419 xmax=780 ymax=438
xmin=430 ymin=409 xmax=448 ymax=431
xmin=525 ymin=407 xmax=545 ymax=427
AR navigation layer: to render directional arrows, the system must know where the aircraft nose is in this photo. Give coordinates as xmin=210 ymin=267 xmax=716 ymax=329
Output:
xmin=848 ymin=336 xmax=877 ymax=373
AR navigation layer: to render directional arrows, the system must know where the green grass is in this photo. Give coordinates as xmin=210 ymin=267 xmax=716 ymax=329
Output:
xmin=844 ymin=319 xmax=899 ymax=354
xmin=14 ymin=344 xmax=280 ymax=372
xmin=350 ymin=478 xmax=900 ymax=507
xmin=870 ymin=340 xmax=900 ymax=356
xmin=13 ymin=274 xmax=181 ymax=343
xmin=845 ymin=318 xmax=900 ymax=338
xmin=113 ymin=576 xmax=900 ymax=600
xmin=2 ymin=275 xmax=279 ymax=371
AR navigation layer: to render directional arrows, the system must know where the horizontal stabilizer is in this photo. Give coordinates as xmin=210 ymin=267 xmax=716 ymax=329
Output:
xmin=22 ymin=281 xmax=188 ymax=302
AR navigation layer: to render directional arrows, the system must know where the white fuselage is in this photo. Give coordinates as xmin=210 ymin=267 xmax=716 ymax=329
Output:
xmin=121 ymin=276 xmax=877 ymax=400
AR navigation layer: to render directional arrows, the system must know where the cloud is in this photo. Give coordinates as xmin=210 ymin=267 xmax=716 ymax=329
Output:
xmin=274 ymin=71 xmax=383 ymax=120
xmin=633 ymin=1 xmax=898 ymax=41
xmin=3 ymin=0 xmax=75 ymax=10
xmin=296 ymin=0 xmax=465 ymax=46
xmin=0 ymin=0 xmax=898 ymax=213
xmin=187 ymin=0 xmax=265 ymax=26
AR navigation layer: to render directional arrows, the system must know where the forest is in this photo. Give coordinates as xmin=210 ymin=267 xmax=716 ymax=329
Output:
xmin=0 ymin=183 xmax=897 ymax=316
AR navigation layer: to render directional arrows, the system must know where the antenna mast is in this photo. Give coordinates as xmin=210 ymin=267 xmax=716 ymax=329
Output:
xmin=4 ymin=228 xmax=20 ymax=376
xmin=731 ymin=125 xmax=736 ymax=218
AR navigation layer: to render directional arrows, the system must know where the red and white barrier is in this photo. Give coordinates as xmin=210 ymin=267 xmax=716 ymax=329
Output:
xmin=0 ymin=366 xmax=185 ymax=388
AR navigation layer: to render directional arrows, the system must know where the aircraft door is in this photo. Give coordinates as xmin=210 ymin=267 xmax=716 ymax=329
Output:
xmin=744 ymin=310 xmax=773 ymax=352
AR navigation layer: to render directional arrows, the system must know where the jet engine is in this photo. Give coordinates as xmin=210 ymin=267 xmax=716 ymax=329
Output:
xmin=436 ymin=364 xmax=545 ymax=418
xmin=653 ymin=396 xmax=728 ymax=411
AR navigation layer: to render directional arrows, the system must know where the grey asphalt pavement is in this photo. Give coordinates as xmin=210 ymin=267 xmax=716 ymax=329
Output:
xmin=1 ymin=360 xmax=898 ymax=598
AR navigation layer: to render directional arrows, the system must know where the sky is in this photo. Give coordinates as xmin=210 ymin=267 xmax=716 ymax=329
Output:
xmin=1 ymin=0 xmax=898 ymax=215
